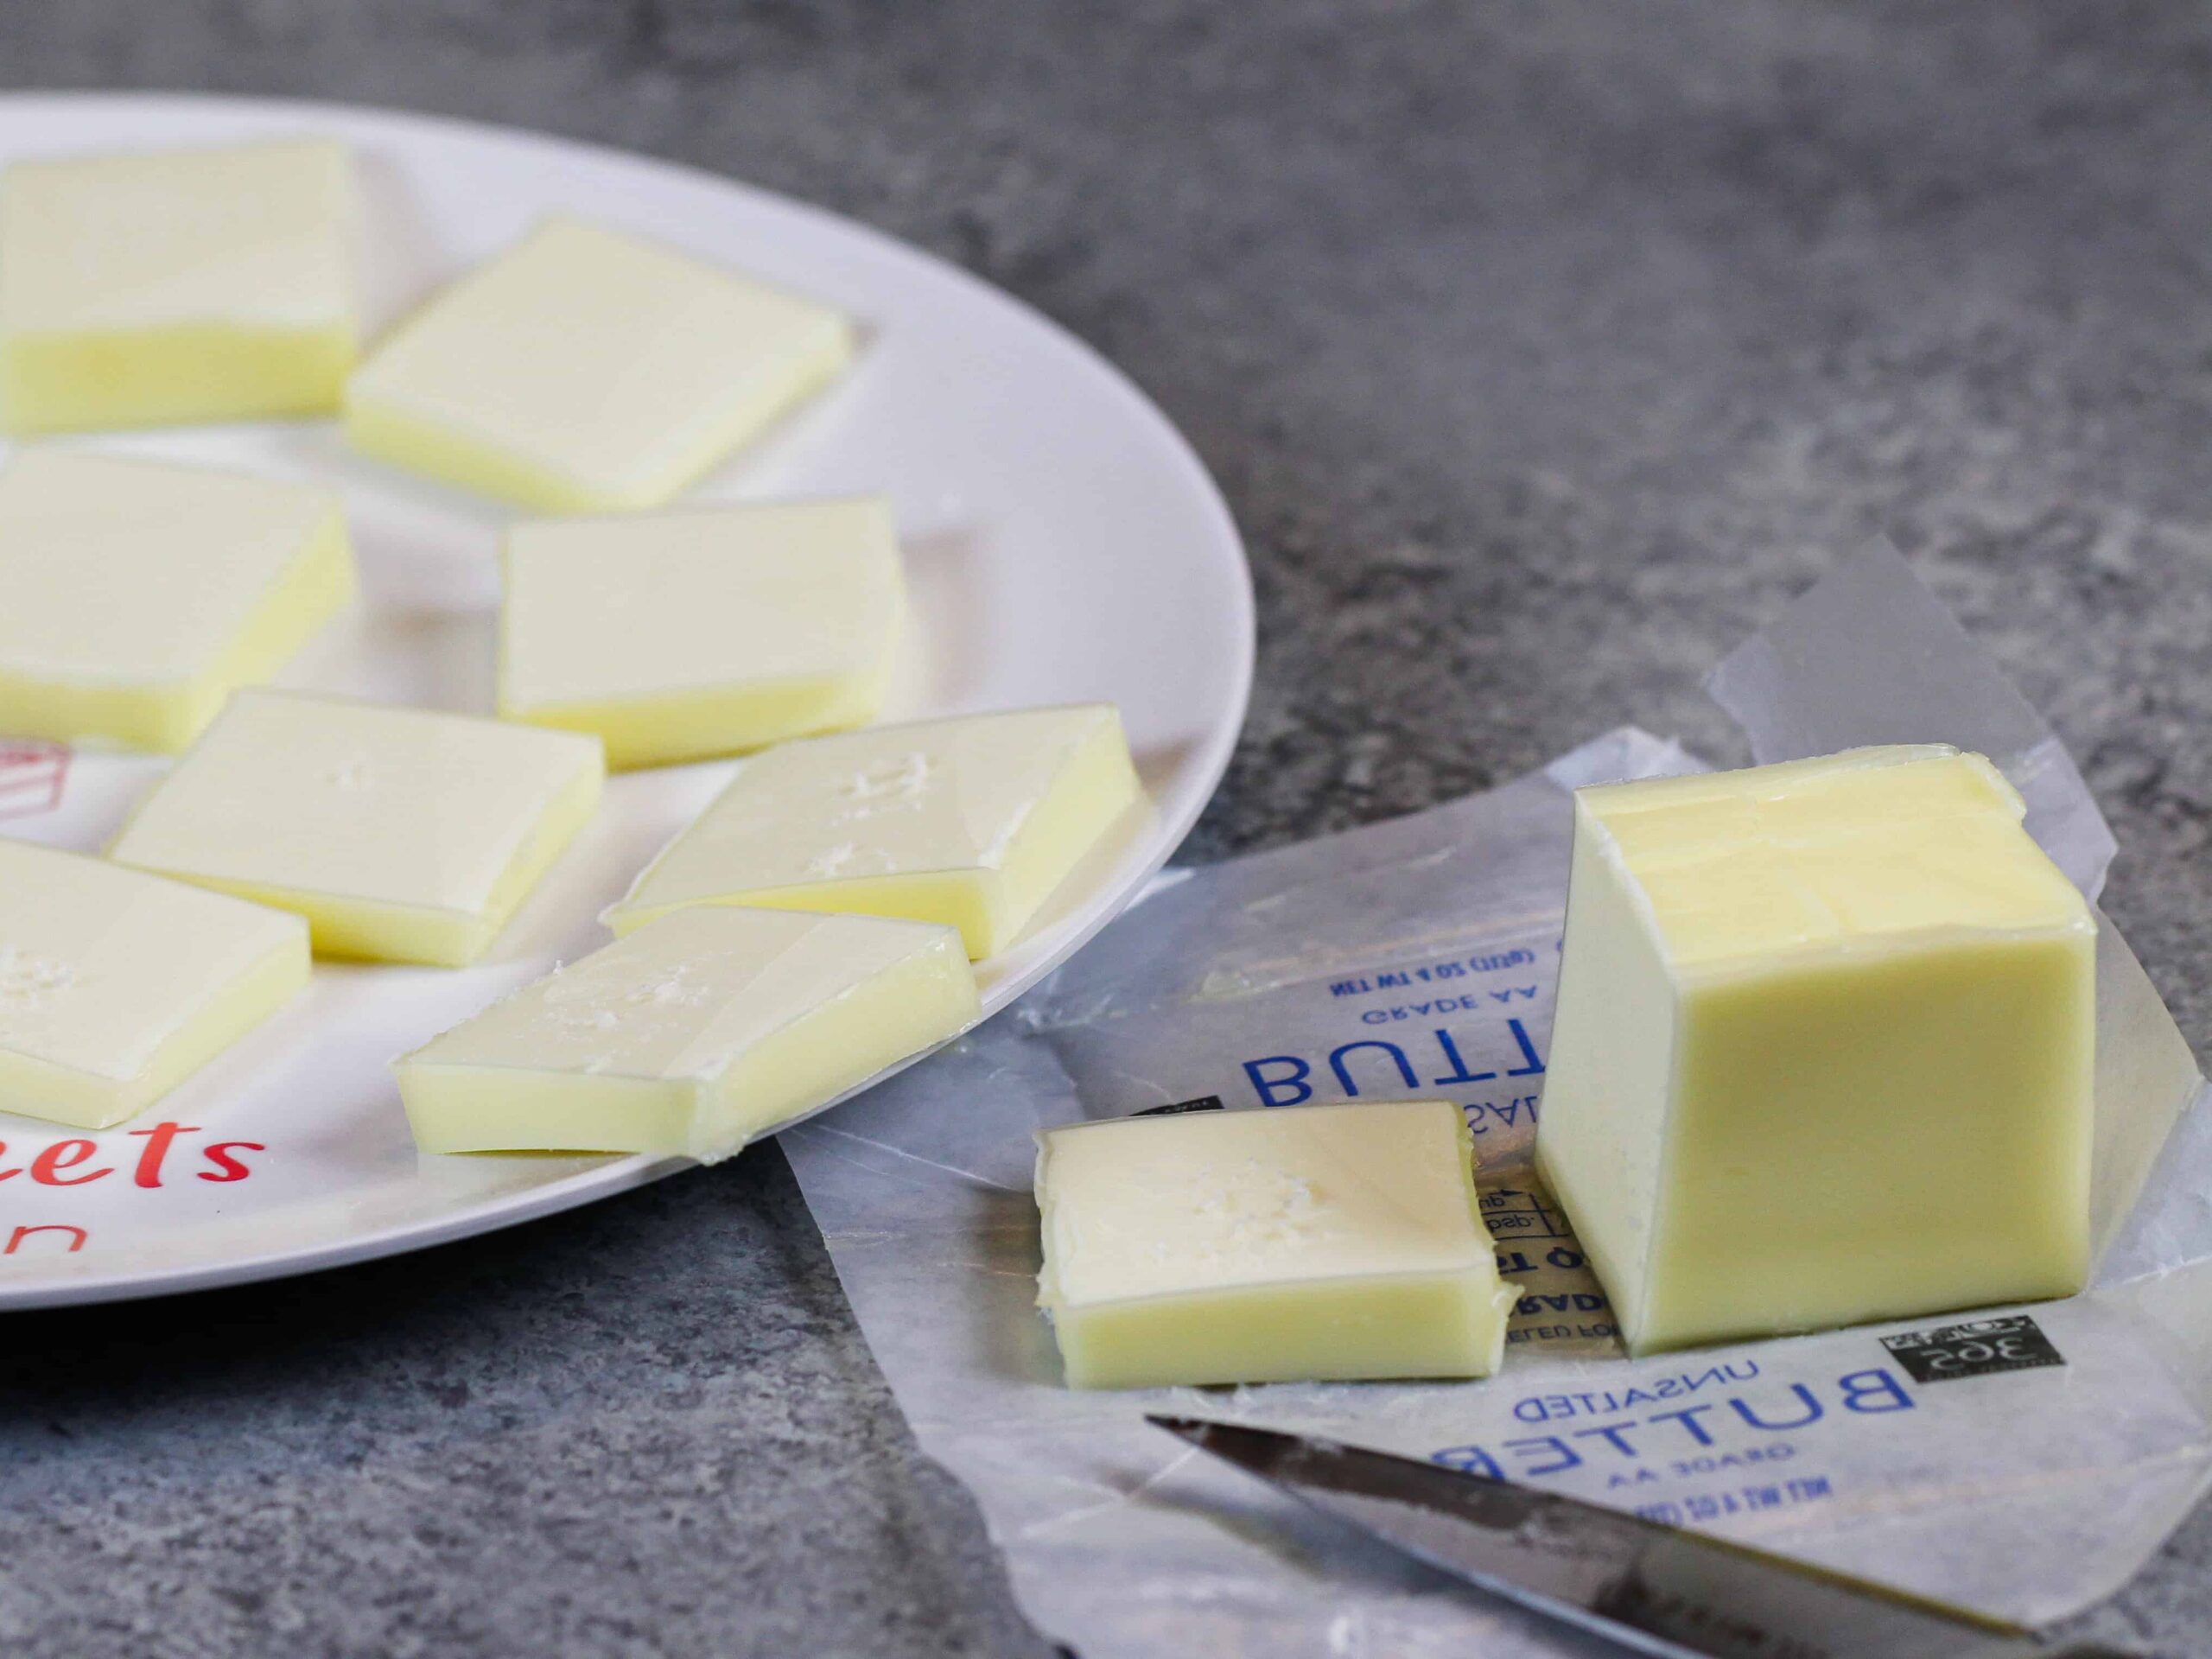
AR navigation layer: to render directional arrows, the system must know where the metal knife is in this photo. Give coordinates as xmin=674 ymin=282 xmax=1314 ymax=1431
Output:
xmin=1149 ymin=1416 xmax=2139 ymax=1659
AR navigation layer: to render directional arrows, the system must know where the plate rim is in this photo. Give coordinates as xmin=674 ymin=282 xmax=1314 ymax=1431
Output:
xmin=0 ymin=88 xmax=1254 ymax=1311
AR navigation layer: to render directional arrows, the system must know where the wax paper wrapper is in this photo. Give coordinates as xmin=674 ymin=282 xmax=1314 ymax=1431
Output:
xmin=784 ymin=543 xmax=2212 ymax=1656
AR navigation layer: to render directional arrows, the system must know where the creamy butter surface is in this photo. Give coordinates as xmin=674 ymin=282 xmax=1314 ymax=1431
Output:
xmin=606 ymin=705 xmax=1141 ymax=958
xmin=109 ymin=689 xmax=603 ymax=967
xmin=346 ymin=216 xmax=854 ymax=512
xmin=0 ymin=450 xmax=354 ymax=753
xmin=1537 ymin=745 xmax=2096 ymax=1354
xmin=499 ymin=496 xmax=901 ymax=768
xmin=1034 ymin=1099 xmax=1514 ymax=1389
xmin=395 ymin=906 xmax=978 ymax=1160
xmin=0 ymin=138 xmax=357 ymax=432
xmin=0 ymin=840 xmax=307 ymax=1128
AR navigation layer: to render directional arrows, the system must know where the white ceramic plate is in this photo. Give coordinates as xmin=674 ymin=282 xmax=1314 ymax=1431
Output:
xmin=0 ymin=93 xmax=1252 ymax=1309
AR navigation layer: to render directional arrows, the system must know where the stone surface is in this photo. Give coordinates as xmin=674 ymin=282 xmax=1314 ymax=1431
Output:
xmin=2 ymin=2 xmax=2209 ymax=1655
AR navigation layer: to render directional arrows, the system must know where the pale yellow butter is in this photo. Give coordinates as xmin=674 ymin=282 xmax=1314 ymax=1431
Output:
xmin=499 ymin=496 xmax=901 ymax=769
xmin=1536 ymin=745 xmax=2096 ymax=1355
xmin=345 ymin=217 xmax=854 ymax=512
xmin=0 ymin=138 xmax=356 ymax=433
xmin=1035 ymin=1099 xmax=1514 ymax=1389
xmin=605 ymin=705 xmax=1141 ymax=958
xmin=0 ymin=450 xmax=354 ymax=753
xmin=109 ymin=689 xmax=603 ymax=967
xmin=394 ymin=906 xmax=977 ymax=1160
xmin=0 ymin=840 xmax=308 ymax=1129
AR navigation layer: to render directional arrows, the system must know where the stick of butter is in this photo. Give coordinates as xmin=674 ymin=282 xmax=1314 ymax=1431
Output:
xmin=605 ymin=705 xmax=1142 ymax=959
xmin=345 ymin=217 xmax=855 ymax=512
xmin=0 ymin=138 xmax=356 ymax=433
xmin=394 ymin=906 xmax=978 ymax=1160
xmin=1536 ymin=745 xmax=2096 ymax=1355
xmin=109 ymin=689 xmax=604 ymax=968
xmin=0 ymin=840 xmax=308 ymax=1129
xmin=499 ymin=496 xmax=901 ymax=769
xmin=1034 ymin=1100 xmax=1514 ymax=1389
xmin=0 ymin=450 xmax=354 ymax=753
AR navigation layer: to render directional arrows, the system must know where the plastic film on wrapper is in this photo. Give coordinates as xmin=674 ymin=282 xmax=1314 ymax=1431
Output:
xmin=785 ymin=549 xmax=2211 ymax=1657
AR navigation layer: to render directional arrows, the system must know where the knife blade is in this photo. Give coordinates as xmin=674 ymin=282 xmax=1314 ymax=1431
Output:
xmin=1150 ymin=1416 xmax=2134 ymax=1659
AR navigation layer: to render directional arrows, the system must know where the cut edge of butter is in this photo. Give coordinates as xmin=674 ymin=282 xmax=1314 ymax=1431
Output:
xmin=0 ymin=322 xmax=357 ymax=435
xmin=506 ymin=659 xmax=898 ymax=771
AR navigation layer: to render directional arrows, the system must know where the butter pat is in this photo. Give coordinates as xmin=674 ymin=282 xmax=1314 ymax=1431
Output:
xmin=499 ymin=497 xmax=902 ymax=769
xmin=0 ymin=138 xmax=355 ymax=433
xmin=346 ymin=217 xmax=855 ymax=512
xmin=109 ymin=690 xmax=603 ymax=967
xmin=0 ymin=840 xmax=307 ymax=1128
xmin=395 ymin=906 xmax=977 ymax=1160
xmin=607 ymin=705 xmax=1141 ymax=958
xmin=1035 ymin=1100 xmax=1514 ymax=1389
xmin=0 ymin=451 xmax=353 ymax=753
xmin=1537 ymin=746 xmax=2096 ymax=1355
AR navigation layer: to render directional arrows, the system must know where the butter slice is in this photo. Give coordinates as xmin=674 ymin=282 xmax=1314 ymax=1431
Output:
xmin=0 ymin=840 xmax=307 ymax=1128
xmin=346 ymin=217 xmax=855 ymax=512
xmin=109 ymin=690 xmax=603 ymax=967
xmin=0 ymin=451 xmax=353 ymax=753
xmin=499 ymin=497 xmax=901 ymax=769
xmin=1536 ymin=746 xmax=2096 ymax=1355
xmin=1035 ymin=1100 xmax=1514 ymax=1389
xmin=606 ymin=705 xmax=1141 ymax=958
xmin=395 ymin=906 xmax=977 ymax=1160
xmin=0 ymin=138 xmax=356 ymax=433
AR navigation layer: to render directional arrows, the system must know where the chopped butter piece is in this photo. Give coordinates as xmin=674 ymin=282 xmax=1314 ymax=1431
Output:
xmin=108 ymin=689 xmax=603 ymax=967
xmin=1034 ymin=1099 xmax=1514 ymax=1389
xmin=499 ymin=496 xmax=902 ymax=769
xmin=0 ymin=840 xmax=307 ymax=1128
xmin=345 ymin=216 xmax=855 ymax=512
xmin=1536 ymin=745 xmax=2096 ymax=1355
xmin=394 ymin=906 xmax=977 ymax=1160
xmin=606 ymin=704 xmax=1141 ymax=958
xmin=0 ymin=450 xmax=354 ymax=753
xmin=0 ymin=138 xmax=356 ymax=433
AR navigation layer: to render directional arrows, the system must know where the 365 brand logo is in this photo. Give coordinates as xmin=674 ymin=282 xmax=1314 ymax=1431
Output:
xmin=1880 ymin=1315 xmax=2065 ymax=1384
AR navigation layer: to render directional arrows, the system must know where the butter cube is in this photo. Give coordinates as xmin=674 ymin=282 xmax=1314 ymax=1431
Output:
xmin=346 ymin=217 xmax=855 ymax=512
xmin=605 ymin=705 xmax=1141 ymax=957
xmin=0 ymin=451 xmax=354 ymax=753
xmin=109 ymin=690 xmax=603 ymax=967
xmin=1536 ymin=746 xmax=2096 ymax=1355
xmin=499 ymin=497 xmax=901 ymax=769
xmin=0 ymin=840 xmax=307 ymax=1128
xmin=1034 ymin=1100 xmax=1514 ymax=1389
xmin=0 ymin=139 xmax=356 ymax=433
xmin=394 ymin=906 xmax=977 ymax=1160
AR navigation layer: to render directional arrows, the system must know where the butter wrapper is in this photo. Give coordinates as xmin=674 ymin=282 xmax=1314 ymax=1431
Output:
xmin=784 ymin=543 xmax=2212 ymax=1657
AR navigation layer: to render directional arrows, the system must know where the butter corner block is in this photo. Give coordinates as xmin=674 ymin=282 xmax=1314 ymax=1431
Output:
xmin=1536 ymin=745 xmax=2097 ymax=1355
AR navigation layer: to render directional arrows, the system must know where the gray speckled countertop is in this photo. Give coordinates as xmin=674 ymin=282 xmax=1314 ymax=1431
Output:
xmin=2 ymin=4 xmax=2208 ymax=1656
